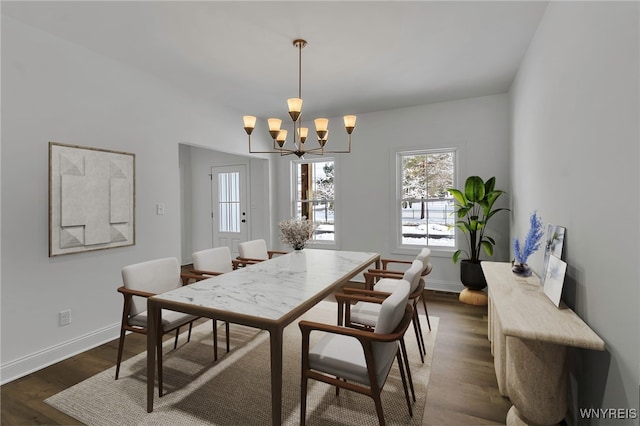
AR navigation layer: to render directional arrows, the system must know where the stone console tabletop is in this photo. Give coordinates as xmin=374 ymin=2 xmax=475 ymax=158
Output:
xmin=482 ymin=261 xmax=605 ymax=426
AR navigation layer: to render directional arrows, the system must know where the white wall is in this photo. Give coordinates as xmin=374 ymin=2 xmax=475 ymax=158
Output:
xmin=275 ymin=94 xmax=511 ymax=292
xmin=179 ymin=144 xmax=271 ymax=264
xmin=510 ymin=2 xmax=639 ymax=422
xmin=0 ymin=16 xmax=273 ymax=382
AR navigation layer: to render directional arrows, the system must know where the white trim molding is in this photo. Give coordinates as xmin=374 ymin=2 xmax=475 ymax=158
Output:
xmin=0 ymin=323 xmax=120 ymax=385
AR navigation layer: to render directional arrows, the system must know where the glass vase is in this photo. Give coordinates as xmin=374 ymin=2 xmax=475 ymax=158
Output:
xmin=512 ymin=262 xmax=532 ymax=277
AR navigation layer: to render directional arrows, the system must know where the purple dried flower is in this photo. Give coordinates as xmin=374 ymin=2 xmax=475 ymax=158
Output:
xmin=513 ymin=211 xmax=544 ymax=264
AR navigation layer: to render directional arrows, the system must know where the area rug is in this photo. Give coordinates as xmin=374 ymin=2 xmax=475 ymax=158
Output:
xmin=46 ymin=301 xmax=438 ymax=425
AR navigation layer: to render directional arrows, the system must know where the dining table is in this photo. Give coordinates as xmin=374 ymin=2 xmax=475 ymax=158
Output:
xmin=146 ymin=248 xmax=380 ymax=425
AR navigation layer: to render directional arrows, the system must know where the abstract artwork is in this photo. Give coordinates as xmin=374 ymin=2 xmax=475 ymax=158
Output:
xmin=542 ymin=224 xmax=566 ymax=283
xmin=543 ymin=255 xmax=567 ymax=307
xmin=49 ymin=142 xmax=135 ymax=256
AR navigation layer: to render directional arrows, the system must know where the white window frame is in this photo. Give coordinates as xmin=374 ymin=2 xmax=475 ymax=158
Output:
xmin=391 ymin=145 xmax=463 ymax=256
xmin=291 ymin=157 xmax=339 ymax=249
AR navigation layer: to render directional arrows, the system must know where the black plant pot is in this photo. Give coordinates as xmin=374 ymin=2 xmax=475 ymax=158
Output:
xmin=460 ymin=260 xmax=487 ymax=290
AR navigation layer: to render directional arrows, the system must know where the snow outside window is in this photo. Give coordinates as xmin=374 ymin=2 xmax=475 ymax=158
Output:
xmin=292 ymin=158 xmax=336 ymax=245
xmin=396 ymin=149 xmax=456 ymax=248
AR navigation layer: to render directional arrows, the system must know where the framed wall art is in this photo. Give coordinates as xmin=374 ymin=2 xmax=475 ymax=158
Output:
xmin=542 ymin=224 xmax=566 ymax=283
xmin=49 ymin=142 xmax=135 ymax=256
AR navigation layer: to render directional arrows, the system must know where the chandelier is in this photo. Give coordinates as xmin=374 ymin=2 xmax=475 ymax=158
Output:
xmin=243 ymin=39 xmax=356 ymax=158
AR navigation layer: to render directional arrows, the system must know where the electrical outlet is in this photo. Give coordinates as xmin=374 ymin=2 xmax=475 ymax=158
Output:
xmin=59 ymin=310 xmax=71 ymax=326
xmin=156 ymin=203 xmax=165 ymax=215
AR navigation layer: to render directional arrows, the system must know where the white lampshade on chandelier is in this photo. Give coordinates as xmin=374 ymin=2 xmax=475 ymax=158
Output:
xmin=243 ymin=39 xmax=356 ymax=158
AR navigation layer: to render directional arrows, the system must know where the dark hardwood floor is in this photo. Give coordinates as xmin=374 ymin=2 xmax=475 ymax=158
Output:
xmin=421 ymin=291 xmax=511 ymax=425
xmin=1 ymin=290 xmax=511 ymax=425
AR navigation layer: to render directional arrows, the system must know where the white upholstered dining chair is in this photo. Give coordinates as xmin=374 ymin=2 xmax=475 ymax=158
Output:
xmin=237 ymin=239 xmax=286 ymax=264
xmin=367 ymin=248 xmax=433 ymax=331
xmin=359 ymin=259 xmax=428 ymax=363
xmin=334 ymin=275 xmax=424 ymax=403
xmin=191 ymin=246 xmax=237 ymax=275
xmin=189 ymin=246 xmax=237 ymax=359
xmin=299 ymin=280 xmax=414 ymax=425
xmin=298 ymin=281 xmax=413 ymax=425
xmin=371 ymin=248 xmax=433 ymax=278
xmin=115 ymin=257 xmax=216 ymax=380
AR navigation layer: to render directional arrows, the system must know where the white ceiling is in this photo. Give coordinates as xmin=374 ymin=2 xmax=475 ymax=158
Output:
xmin=2 ymin=1 xmax=549 ymax=120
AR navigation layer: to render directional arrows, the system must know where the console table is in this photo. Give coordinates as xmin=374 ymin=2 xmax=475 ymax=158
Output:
xmin=482 ymin=261 xmax=605 ymax=426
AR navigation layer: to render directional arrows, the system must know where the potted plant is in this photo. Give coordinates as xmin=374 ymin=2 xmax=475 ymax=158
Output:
xmin=448 ymin=176 xmax=509 ymax=290
xmin=512 ymin=210 xmax=544 ymax=277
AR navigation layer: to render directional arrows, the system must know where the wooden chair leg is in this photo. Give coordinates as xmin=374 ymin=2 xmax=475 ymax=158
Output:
xmin=213 ymin=320 xmax=218 ymax=361
xmin=300 ymin=372 xmax=308 ymax=426
xmin=400 ymin=338 xmax=416 ymax=402
xmin=411 ymin=313 xmax=425 ymax=363
xmin=157 ymin=328 xmax=164 ymax=397
xmin=115 ymin=329 xmax=126 ymax=380
xmin=371 ymin=387 xmax=387 ymax=426
xmin=171 ymin=323 xmax=193 ymax=351
xmin=396 ymin=350 xmax=413 ymax=417
xmin=225 ymin=321 xmax=230 ymax=353
xmin=422 ymin=296 xmax=431 ymax=331
xmin=413 ymin=305 xmax=427 ymax=357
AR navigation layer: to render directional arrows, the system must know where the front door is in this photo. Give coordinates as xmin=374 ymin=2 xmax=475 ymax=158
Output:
xmin=211 ymin=164 xmax=248 ymax=257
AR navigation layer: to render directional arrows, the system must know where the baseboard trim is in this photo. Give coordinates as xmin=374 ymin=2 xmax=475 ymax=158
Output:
xmin=0 ymin=323 xmax=120 ymax=385
xmin=424 ymin=278 xmax=464 ymax=294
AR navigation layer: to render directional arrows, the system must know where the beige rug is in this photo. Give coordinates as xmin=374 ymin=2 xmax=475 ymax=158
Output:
xmin=46 ymin=301 xmax=438 ymax=425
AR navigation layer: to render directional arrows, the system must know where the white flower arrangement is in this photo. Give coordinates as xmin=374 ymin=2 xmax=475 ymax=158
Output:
xmin=278 ymin=216 xmax=315 ymax=250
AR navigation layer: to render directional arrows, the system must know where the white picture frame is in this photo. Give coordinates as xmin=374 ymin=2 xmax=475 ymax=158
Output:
xmin=49 ymin=142 xmax=135 ymax=256
xmin=543 ymin=255 xmax=567 ymax=307
xmin=542 ymin=224 xmax=566 ymax=283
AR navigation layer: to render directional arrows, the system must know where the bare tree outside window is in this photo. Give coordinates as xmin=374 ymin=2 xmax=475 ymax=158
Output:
xmin=314 ymin=162 xmax=334 ymax=222
xmin=294 ymin=160 xmax=335 ymax=242
xmin=399 ymin=150 xmax=456 ymax=246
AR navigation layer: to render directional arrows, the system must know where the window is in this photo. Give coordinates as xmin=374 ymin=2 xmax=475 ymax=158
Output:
xmin=218 ymin=171 xmax=240 ymax=233
xmin=396 ymin=149 xmax=456 ymax=248
xmin=293 ymin=158 xmax=336 ymax=244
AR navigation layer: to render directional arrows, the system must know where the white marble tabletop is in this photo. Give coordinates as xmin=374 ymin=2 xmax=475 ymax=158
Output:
xmin=153 ymin=249 xmax=379 ymax=323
